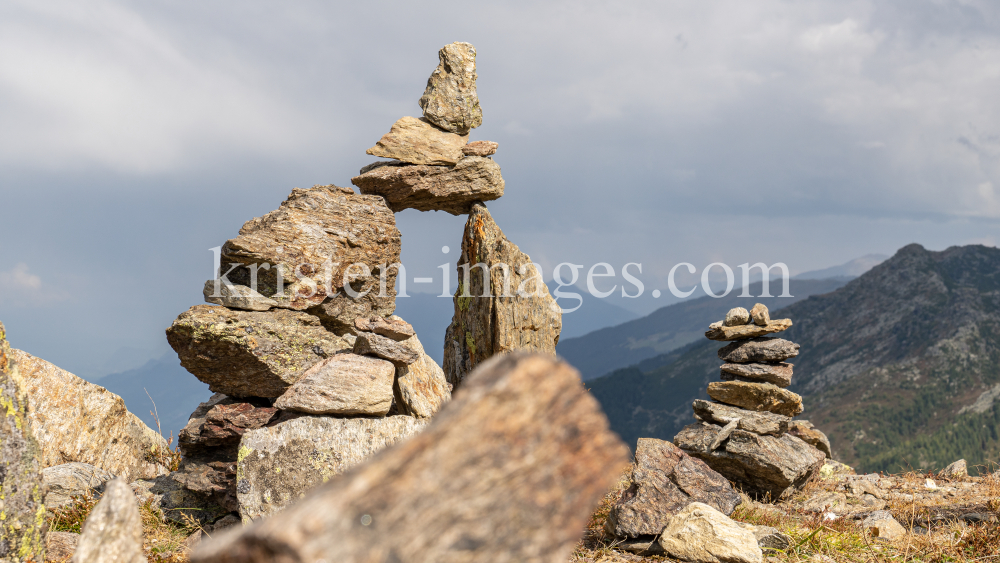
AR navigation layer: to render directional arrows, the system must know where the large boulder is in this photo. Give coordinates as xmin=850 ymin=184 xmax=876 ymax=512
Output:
xmin=166 ymin=305 xmax=350 ymax=398
xmin=443 ymin=203 xmax=562 ymax=388
xmin=273 ymin=354 xmax=396 ymax=416
xmin=605 ymin=438 xmax=741 ymax=538
xmin=0 ymin=323 xmax=46 ymax=561
xmin=192 ymin=353 xmax=629 ymax=563
xmin=73 ymin=478 xmax=145 ymax=563
xmin=42 ymin=462 xmax=115 ymax=509
xmin=366 ymin=116 xmax=468 ymax=165
xmin=418 ymin=42 xmax=482 ymax=134
xmin=658 ymin=502 xmax=763 ymax=563
xmin=13 ymin=349 xmax=168 ymax=482
xmin=351 ymin=157 xmax=504 ymax=215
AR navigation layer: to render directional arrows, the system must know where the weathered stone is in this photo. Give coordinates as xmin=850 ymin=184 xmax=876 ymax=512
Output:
xmin=353 ymin=332 xmax=419 ymax=366
xmin=218 ymin=185 xmax=401 ymax=310
xmin=273 ymin=354 xmax=395 ymax=415
xmin=354 ymin=315 xmax=415 ymax=340
xmin=616 ymin=536 xmax=666 ymax=555
xmin=178 ymin=394 xmax=276 ymax=456
xmin=73 ymin=478 xmax=145 ymax=563
xmin=192 ymin=353 xmax=628 ymax=563
xmin=801 ymin=491 xmax=849 ymax=514
xmin=14 ymin=349 xmax=168 ymax=482
xmin=351 ymin=156 xmax=504 ymax=215
xmin=941 ymin=459 xmax=968 ymax=478
xmin=366 ymin=116 xmax=468 ymax=165
xmin=819 ymin=459 xmax=856 ymax=480
xmin=0 ymin=323 xmax=46 ymax=561
xmin=203 ymin=281 xmax=278 ymax=311
xmin=46 ymin=531 xmax=79 ymax=561
xmin=444 ymin=203 xmax=562 ymax=389
xmin=395 ymin=333 xmax=451 ymax=418
xmin=307 ymin=292 xmax=396 ymax=334
xmin=724 ymin=307 xmax=750 ymax=326
xmin=706 ymin=319 xmax=793 ymax=341
xmin=236 ymin=414 xmax=427 ymax=521
xmin=418 ymin=42 xmax=482 ymax=134
xmin=709 ymin=419 xmax=740 ymax=451
xmin=693 ymin=400 xmax=790 ymax=436
xmin=750 ymin=303 xmax=770 ymax=326
xmin=605 ymin=438 xmax=741 ymax=538
xmin=166 ymin=305 xmax=350 ymax=398
xmin=658 ymin=502 xmax=763 ymax=563
xmin=675 ymin=423 xmax=825 ymax=499
xmin=462 ymin=140 xmax=498 ymax=156
xmin=720 ymin=362 xmax=793 ymax=387
xmin=862 ymin=512 xmax=907 ymax=540
xmin=42 ymin=463 xmax=115 ymax=509
xmin=717 ymin=338 xmax=800 ymax=363
xmin=139 ymin=473 xmax=231 ymax=526
xmin=749 ymin=525 xmax=790 ymax=551
xmin=788 ymin=420 xmax=832 ymax=458
xmin=707 ymin=381 xmax=804 ymax=416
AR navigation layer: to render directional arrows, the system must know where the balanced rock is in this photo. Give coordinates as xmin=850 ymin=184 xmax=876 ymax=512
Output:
xmin=418 ymin=42 xmax=482 ymax=134
xmin=236 ymin=414 xmax=427 ymax=520
xmin=166 ymin=305 xmax=350 ymax=398
xmin=706 ymin=319 xmax=793 ymax=341
xmin=605 ymin=438 xmax=741 ymax=538
xmin=692 ymin=400 xmax=790 ymax=436
xmin=788 ymin=420 xmax=832 ymax=458
xmin=724 ymin=307 xmax=750 ymax=326
xmin=462 ymin=140 xmax=498 ymax=156
xmin=750 ymin=303 xmax=770 ymax=326
xmin=14 ymin=349 xmax=169 ymax=481
xmin=658 ymin=502 xmax=763 ymax=563
xmin=274 ymin=354 xmax=396 ymax=415
xmin=395 ymin=333 xmax=451 ymax=418
xmin=42 ymin=462 xmax=115 ymax=509
xmin=203 ymin=280 xmax=278 ymax=311
xmin=720 ymin=362 xmax=793 ymax=387
xmin=218 ymin=185 xmax=401 ymax=311
xmin=0 ymin=323 xmax=46 ymax=560
xmin=307 ymin=291 xmax=397 ymax=334
xmin=353 ymin=332 xmax=420 ymax=366
xmin=443 ymin=203 xmax=562 ymax=388
xmin=354 ymin=315 xmax=415 ymax=340
xmin=707 ymin=381 xmax=804 ymax=417
xmin=192 ymin=353 xmax=628 ymax=563
xmin=351 ymin=156 xmax=504 ymax=215
xmin=366 ymin=116 xmax=468 ymax=165
xmin=718 ymin=337 xmax=799 ymax=363
xmin=73 ymin=478 xmax=145 ymax=563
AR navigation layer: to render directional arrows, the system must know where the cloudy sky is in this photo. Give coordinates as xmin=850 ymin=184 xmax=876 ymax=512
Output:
xmin=1 ymin=0 xmax=998 ymax=380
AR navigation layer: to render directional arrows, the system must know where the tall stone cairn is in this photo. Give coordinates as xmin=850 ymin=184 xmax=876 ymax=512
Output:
xmin=673 ymin=304 xmax=827 ymax=499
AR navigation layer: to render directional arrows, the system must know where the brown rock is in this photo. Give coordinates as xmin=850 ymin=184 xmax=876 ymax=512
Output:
xmin=351 ymin=156 xmax=504 ymax=215
xmin=787 ymin=420 xmax=832 ymax=458
xmin=191 ymin=353 xmax=628 ymax=562
xmin=717 ymin=337 xmax=799 ymax=363
xmin=178 ymin=394 xmax=277 ymax=455
xmin=273 ymin=354 xmax=396 ymax=415
xmin=724 ymin=307 xmax=750 ymax=326
xmin=418 ymin=42 xmax=482 ymax=134
xmin=462 ymin=140 xmax=498 ymax=156
xmin=354 ymin=315 xmax=415 ymax=340
xmin=443 ymin=203 xmax=563 ymax=389
xmin=307 ymin=292 xmax=397 ymax=334
xmin=707 ymin=381 xmax=804 ymax=416
xmin=692 ymin=400 xmax=790 ymax=436
xmin=396 ymin=334 xmax=451 ymax=418
xmin=366 ymin=116 xmax=468 ymax=165
xmin=203 ymin=280 xmax=278 ymax=311
xmin=73 ymin=478 xmax=145 ymax=563
xmin=720 ymin=362 xmax=794 ymax=387
xmin=166 ymin=305 xmax=351 ymax=398
xmin=605 ymin=438 xmax=741 ymax=538
xmin=46 ymin=531 xmax=80 ymax=561
xmin=706 ymin=319 xmax=793 ymax=341
xmin=353 ymin=332 xmax=419 ymax=366
xmin=750 ymin=303 xmax=770 ymax=326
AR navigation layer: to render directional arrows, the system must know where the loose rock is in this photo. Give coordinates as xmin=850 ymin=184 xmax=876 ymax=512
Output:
xmin=862 ymin=512 xmax=907 ymax=540
xmin=462 ymin=140 xmax=498 ymax=156
xmin=273 ymin=354 xmax=396 ymax=415
xmin=707 ymin=381 xmax=804 ymax=417
xmin=724 ymin=307 xmax=750 ymax=327
xmin=706 ymin=319 xmax=793 ymax=342
xmin=750 ymin=303 xmax=770 ymax=326
xmin=720 ymin=362 xmax=793 ymax=387
xmin=692 ymin=400 xmax=790 ymax=435
xmin=658 ymin=502 xmax=763 ymax=563
xmin=353 ymin=332 xmax=420 ymax=366
xmin=73 ymin=478 xmax=145 ymax=563
xmin=46 ymin=531 xmax=80 ymax=561
xmin=718 ymin=338 xmax=800 ymax=363
xmin=354 ymin=315 xmax=415 ymax=340
xmin=42 ymin=462 xmax=115 ymax=509
xmin=788 ymin=420 xmax=832 ymax=458
xmin=418 ymin=42 xmax=482 ymax=134
xmin=352 ymin=156 xmax=504 ymax=215
xmin=941 ymin=459 xmax=968 ymax=478
xmin=366 ymin=116 xmax=468 ymax=165
xmin=395 ymin=333 xmax=451 ymax=418
xmin=203 ymin=281 xmax=278 ymax=311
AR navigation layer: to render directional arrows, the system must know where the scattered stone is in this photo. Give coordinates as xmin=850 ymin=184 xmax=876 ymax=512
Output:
xmin=166 ymin=305 xmax=350 ymax=398
xmin=706 ymin=319 xmax=793 ymax=342
xmin=273 ymin=354 xmax=396 ymax=415
xmin=73 ymin=478 xmax=145 ymax=563
xmin=801 ymin=491 xmax=849 ymax=514
xmin=941 ymin=459 xmax=968 ymax=478
xmin=443 ymin=203 xmax=562 ymax=388
xmin=720 ymin=362 xmax=793 ymax=387
xmin=353 ymin=332 xmax=420 ymax=366
xmin=717 ymin=338 xmax=800 ymax=363
xmin=788 ymin=420 xmax=832 ymax=458
xmin=192 ymin=353 xmax=629 ymax=562
xmin=692 ymin=400 xmax=790 ymax=435
xmin=605 ymin=438 xmax=741 ymax=538
xmin=203 ymin=280 xmax=278 ymax=311
xmin=750 ymin=303 xmax=770 ymax=326
xmin=395 ymin=333 xmax=451 ymax=418
xmin=14 ymin=348 xmax=169 ymax=482
xmin=46 ymin=531 xmax=80 ymax=561
xmin=366 ymin=116 xmax=468 ymax=165
xmin=819 ymin=459 xmax=856 ymax=480
xmin=352 ymin=156 xmax=504 ymax=215
xmin=707 ymin=381 xmax=804 ymax=417
xmin=924 ymin=478 xmax=937 ymax=490
xmin=724 ymin=307 xmax=750 ymax=326
xmin=354 ymin=315 xmax=415 ymax=340
xmin=658 ymin=502 xmax=763 ymax=563
xmin=462 ymin=140 xmax=498 ymax=156
xmin=418 ymin=42 xmax=482 ymax=134
xmin=749 ymin=526 xmax=790 ymax=551
xmin=862 ymin=512 xmax=907 ymax=540
xmin=42 ymin=462 xmax=115 ymax=509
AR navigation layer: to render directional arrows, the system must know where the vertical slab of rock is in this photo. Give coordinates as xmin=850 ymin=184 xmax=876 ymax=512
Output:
xmin=418 ymin=42 xmax=482 ymax=134
xmin=395 ymin=332 xmax=451 ymax=418
xmin=12 ymin=349 xmax=168 ymax=482
xmin=73 ymin=478 xmax=145 ymax=563
xmin=193 ymin=353 xmax=629 ymax=563
xmin=0 ymin=323 xmax=46 ymax=561
xmin=236 ymin=414 xmax=427 ymax=521
xmin=443 ymin=203 xmax=562 ymax=388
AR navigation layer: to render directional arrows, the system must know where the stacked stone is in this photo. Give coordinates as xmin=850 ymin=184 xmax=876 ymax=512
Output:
xmin=674 ymin=304 xmax=827 ymax=500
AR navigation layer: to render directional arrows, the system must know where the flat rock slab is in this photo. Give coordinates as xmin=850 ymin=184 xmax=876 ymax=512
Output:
xmin=707 ymin=319 xmax=792 ymax=341
xmin=354 ymin=315 xmax=415 ymax=340
xmin=203 ymin=281 xmax=278 ymax=311
xmin=395 ymin=334 xmax=451 ymax=418
xmin=166 ymin=305 xmax=350 ymax=398
xmin=675 ymin=423 xmax=825 ymax=499
xmin=718 ymin=338 xmax=800 ymax=363
xmin=367 ymin=116 xmax=468 ymax=165
xmin=605 ymin=438 xmax=741 ymax=538
xmin=75 ymin=478 xmax=146 ymax=563
xmin=193 ymin=353 xmax=628 ymax=563
xmin=418 ymin=42 xmax=482 ymax=134
xmin=788 ymin=420 xmax=832 ymax=458
xmin=14 ymin=348 xmax=169 ymax=482
xmin=42 ymin=462 xmax=115 ymax=508
xmin=692 ymin=400 xmax=790 ymax=436
xmin=352 ymin=156 xmax=504 ymax=215
xmin=707 ymin=381 xmax=804 ymax=417
xmin=353 ymin=332 xmax=420 ymax=366
xmin=658 ymin=502 xmax=763 ymax=563
xmin=237 ymin=414 xmax=427 ymax=520
xmin=721 ymin=362 xmax=793 ymax=387
xmin=274 ymin=353 xmax=396 ymax=415
xmin=463 ymin=140 xmax=497 ymax=156
xmin=306 ymin=292 xmax=397 ymax=334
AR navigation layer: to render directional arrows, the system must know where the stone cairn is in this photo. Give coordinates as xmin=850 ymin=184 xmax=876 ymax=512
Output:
xmin=153 ymin=42 xmax=561 ymax=528
xmin=673 ymin=304 xmax=828 ymax=499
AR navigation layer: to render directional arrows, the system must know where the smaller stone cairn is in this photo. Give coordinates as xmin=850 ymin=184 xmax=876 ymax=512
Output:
xmin=674 ymin=304 xmax=827 ymax=499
